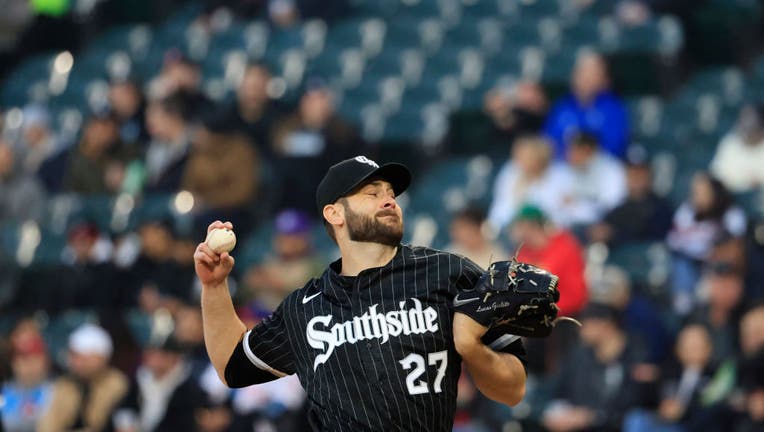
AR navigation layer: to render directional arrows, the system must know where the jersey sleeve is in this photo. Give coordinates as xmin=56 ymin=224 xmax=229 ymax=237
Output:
xmin=481 ymin=326 xmax=528 ymax=372
xmin=224 ymin=302 xmax=296 ymax=387
xmin=452 ymin=255 xmax=484 ymax=292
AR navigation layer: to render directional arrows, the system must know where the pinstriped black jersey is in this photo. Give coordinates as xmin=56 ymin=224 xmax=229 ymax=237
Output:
xmin=234 ymin=244 xmax=526 ymax=431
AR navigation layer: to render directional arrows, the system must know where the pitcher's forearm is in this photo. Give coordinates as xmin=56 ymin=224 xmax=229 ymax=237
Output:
xmin=460 ymin=342 xmax=526 ymax=406
xmin=201 ymin=281 xmax=247 ymax=383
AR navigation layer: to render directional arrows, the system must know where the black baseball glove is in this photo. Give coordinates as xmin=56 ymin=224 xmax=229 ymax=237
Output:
xmin=454 ymin=258 xmax=561 ymax=338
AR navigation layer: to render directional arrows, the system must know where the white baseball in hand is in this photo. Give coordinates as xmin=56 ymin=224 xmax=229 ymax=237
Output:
xmin=206 ymin=228 xmax=237 ymax=254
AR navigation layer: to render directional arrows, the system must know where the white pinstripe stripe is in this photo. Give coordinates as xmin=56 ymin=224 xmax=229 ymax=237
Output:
xmin=242 ymin=329 xmax=288 ymax=377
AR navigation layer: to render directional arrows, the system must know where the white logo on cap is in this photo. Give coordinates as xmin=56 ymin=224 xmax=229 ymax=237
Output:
xmin=354 ymin=156 xmax=379 ymax=168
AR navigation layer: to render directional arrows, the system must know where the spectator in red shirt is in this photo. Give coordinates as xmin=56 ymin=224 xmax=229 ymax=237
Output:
xmin=510 ymin=205 xmax=588 ymax=316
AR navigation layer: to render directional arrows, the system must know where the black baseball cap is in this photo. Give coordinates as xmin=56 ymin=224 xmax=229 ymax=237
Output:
xmin=316 ymin=156 xmax=411 ymax=213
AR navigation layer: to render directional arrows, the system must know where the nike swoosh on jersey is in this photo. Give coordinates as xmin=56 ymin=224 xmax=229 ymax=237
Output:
xmin=453 ymin=294 xmax=480 ymax=307
xmin=302 ymin=291 xmax=322 ymax=304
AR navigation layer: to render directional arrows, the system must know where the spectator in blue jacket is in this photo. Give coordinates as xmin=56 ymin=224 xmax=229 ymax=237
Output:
xmin=544 ymin=51 xmax=630 ymax=160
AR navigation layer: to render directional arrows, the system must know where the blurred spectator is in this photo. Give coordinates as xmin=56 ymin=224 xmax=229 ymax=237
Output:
xmin=0 ymin=137 xmax=46 ymax=224
xmin=148 ymin=51 xmax=210 ymax=117
xmin=224 ymin=62 xmax=285 ymax=154
xmin=270 ymin=80 xmax=362 ymax=212
xmin=38 ymin=324 xmax=128 ymax=432
xmin=112 ymin=334 xmax=205 ymax=432
xmin=62 ymin=111 xmax=132 ymax=195
xmin=738 ymin=304 xmax=764 ymax=365
xmin=667 ymin=173 xmax=746 ymax=315
xmin=699 ymin=304 xmax=764 ymax=431
xmin=143 ymin=92 xmax=192 ymax=193
xmin=736 ymin=347 xmax=764 ymax=432
xmin=562 ymin=132 xmax=627 ymax=228
xmin=173 ymin=304 xmax=208 ymax=376
xmin=510 ymin=205 xmax=587 ymax=317
xmin=15 ymin=105 xmax=61 ymax=176
xmin=228 ymin=373 xmax=307 ymax=431
xmin=450 ymin=80 xmax=548 ymax=156
xmin=688 ymin=264 xmax=745 ymax=365
xmin=710 ymin=103 xmax=764 ymax=192
xmin=487 ymin=135 xmax=573 ymax=231
xmin=109 ymin=78 xmax=149 ymax=147
xmin=131 ymin=219 xmax=196 ymax=310
xmin=241 ymin=209 xmax=323 ymax=313
xmin=588 ymin=147 xmax=673 ymax=245
xmin=445 ymin=207 xmax=507 ymax=269
xmin=181 ymin=112 xmax=259 ymax=235
xmin=1 ymin=327 xmax=52 ymax=432
xmin=12 ymin=221 xmax=117 ymax=312
xmin=589 ymin=265 xmax=671 ymax=363
xmin=542 ymin=303 xmax=654 ymax=432
xmin=624 ymin=324 xmax=717 ymax=432
xmin=544 ymin=51 xmax=630 ymax=159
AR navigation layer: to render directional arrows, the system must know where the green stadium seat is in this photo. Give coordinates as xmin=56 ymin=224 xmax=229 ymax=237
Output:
xmin=606 ymin=242 xmax=665 ymax=288
xmin=82 ymin=25 xmax=153 ymax=62
xmin=125 ymin=309 xmax=152 ymax=346
xmin=1 ymin=52 xmax=56 ymax=107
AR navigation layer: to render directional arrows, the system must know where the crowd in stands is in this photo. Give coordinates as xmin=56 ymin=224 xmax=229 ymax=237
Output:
xmin=2 ymin=1 xmax=764 ymax=432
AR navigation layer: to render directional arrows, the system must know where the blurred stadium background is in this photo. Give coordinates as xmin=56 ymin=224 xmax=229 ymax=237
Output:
xmin=2 ymin=0 xmax=764 ymax=431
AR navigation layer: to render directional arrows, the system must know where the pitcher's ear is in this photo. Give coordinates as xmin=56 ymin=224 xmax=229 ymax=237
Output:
xmin=323 ymin=203 xmax=343 ymax=227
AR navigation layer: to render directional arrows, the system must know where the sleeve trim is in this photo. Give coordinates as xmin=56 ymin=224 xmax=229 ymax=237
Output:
xmin=242 ymin=329 xmax=288 ymax=377
xmin=488 ymin=334 xmax=521 ymax=351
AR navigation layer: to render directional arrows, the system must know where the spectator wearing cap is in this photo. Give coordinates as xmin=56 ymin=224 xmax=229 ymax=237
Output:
xmin=242 ymin=209 xmax=323 ymax=313
xmin=445 ymin=206 xmax=507 ymax=269
xmin=0 ymin=137 xmax=46 ymax=225
xmin=1 ymin=326 xmax=52 ymax=432
xmin=223 ymin=63 xmax=287 ymax=155
xmin=510 ymin=205 xmax=587 ymax=317
xmin=711 ymin=103 xmax=764 ymax=192
xmin=487 ymin=135 xmax=574 ymax=231
xmin=112 ymin=334 xmax=205 ymax=432
xmin=542 ymin=303 xmax=654 ymax=432
xmin=181 ymin=111 xmax=259 ymax=237
xmin=588 ymin=146 xmax=674 ymax=246
xmin=143 ymin=92 xmax=193 ymax=193
xmin=270 ymin=79 xmax=364 ymax=213
xmin=38 ymin=324 xmax=128 ymax=432
xmin=562 ymin=132 xmax=627 ymax=228
xmin=544 ymin=52 xmax=630 ymax=160
xmin=62 ymin=111 xmax=134 ymax=195
xmin=667 ymin=172 xmax=746 ymax=316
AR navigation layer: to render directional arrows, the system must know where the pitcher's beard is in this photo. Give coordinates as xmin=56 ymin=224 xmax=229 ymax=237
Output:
xmin=344 ymin=205 xmax=403 ymax=247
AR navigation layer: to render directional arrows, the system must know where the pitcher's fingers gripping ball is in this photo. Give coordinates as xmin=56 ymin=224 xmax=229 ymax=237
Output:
xmin=206 ymin=227 xmax=237 ymax=254
xmin=453 ymin=257 xmax=565 ymax=338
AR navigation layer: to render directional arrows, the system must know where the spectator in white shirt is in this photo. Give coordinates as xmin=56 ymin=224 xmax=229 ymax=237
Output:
xmin=710 ymin=103 xmax=764 ymax=192
xmin=487 ymin=135 xmax=573 ymax=232
xmin=562 ymin=132 xmax=627 ymax=227
xmin=666 ymin=172 xmax=747 ymax=315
